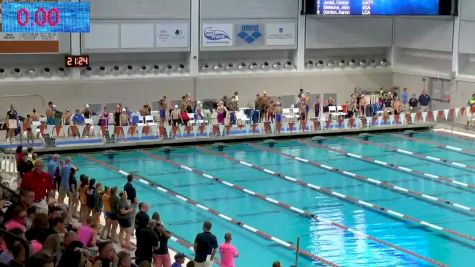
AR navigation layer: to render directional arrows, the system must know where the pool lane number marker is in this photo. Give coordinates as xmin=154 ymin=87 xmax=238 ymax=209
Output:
xmin=249 ymin=143 xmax=475 ymax=243
xmin=79 ymin=154 xmax=338 ymax=267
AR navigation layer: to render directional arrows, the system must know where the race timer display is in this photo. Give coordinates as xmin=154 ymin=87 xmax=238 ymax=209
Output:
xmin=2 ymin=2 xmax=90 ymax=33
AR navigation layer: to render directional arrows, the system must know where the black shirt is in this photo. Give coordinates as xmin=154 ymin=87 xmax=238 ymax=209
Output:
xmin=25 ymin=228 xmax=55 ymax=244
xmin=69 ymin=174 xmax=77 ymax=193
xmin=135 ymin=211 xmax=149 ymax=232
xmin=409 ymin=97 xmax=418 ymax=108
xmin=154 ymin=229 xmax=171 ymax=255
xmin=6 ymin=110 xmax=17 ymax=120
xmin=135 ymin=227 xmax=158 ymax=261
xmin=194 ymin=232 xmax=218 ymax=262
xmin=124 ymin=183 xmax=137 ymax=204
xmin=17 ymin=160 xmax=33 ymax=177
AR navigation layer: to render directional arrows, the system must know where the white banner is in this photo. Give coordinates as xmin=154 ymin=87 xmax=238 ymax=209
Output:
xmin=265 ymin=22 xmax=296 ymax=46
xmin=202 ymin=24 xmax=233 ymax=47
xmin=0 ymin=33 xmax=58 ymax=41
xmin=156 ymin=23 xmax=189 ymax=48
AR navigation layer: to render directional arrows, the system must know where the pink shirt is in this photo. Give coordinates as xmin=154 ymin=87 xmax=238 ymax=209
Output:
xmin=5 ymin=220 xmax=26 ymax=232
xmin=77 ymin=225 xmax=95 ymax=247
xmin=219 ymin=243 xmax=238 ymax=267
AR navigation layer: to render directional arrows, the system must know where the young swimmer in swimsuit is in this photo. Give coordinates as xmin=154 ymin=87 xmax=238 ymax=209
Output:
xmin=159 ymin=96 xmax=168 ymax=127
xmin=217 ymin=100 xmax=228 ymax=125
xmin=275 ymin=102 xmax=283 ymax=124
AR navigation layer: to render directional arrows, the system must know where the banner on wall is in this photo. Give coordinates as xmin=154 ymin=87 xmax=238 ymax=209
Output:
xmin=202 ymin=23 xmax=233 ymax=47
xmin=265 ymin=22 xmax=296 ymax=46
xmin=235 ymin=23 xmax=264 ymax=46
xmin=0 ymin=33 xmax=58 ymax=41
xmin=156 ymin=23 xmax=189 ymax=48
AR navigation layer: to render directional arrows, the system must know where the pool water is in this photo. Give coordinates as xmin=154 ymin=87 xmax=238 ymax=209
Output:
xmin=70 ymin=130 xmax=475 ymax=267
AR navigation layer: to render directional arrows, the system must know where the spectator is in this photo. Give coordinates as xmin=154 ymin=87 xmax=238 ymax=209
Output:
xmin=76 ymin=216 xmax=97 ymax=248
xmin=118 ymin=251 xmax=132 ymax=267
xmin=408 ymin=94 xmax=418 ymax=112
xmin=4 ymin=206 xmax=27 ymax=232
xmin=109 ymin=187 xmax=120 ymax=242
xmin=58 ymin=157 xmax=72 ymax=204
xmin=41 ymin=234 xmax=61 ymax=265
xmin=14 ymin=146 xmax=23 ymax=165
xmin=93 ymin=241 xmax=119 ymax=267
xmin=219 ymin=233 xmax=238 ymax=267
xmin=135 ymin=202 xmax=150 ymax=233
xmin=118 ymin=192 xmax=134 ymax=250
xmin=5 ymin=104 xmax=18 ymax=144
xmin=171 ymin=253 xmax=185 ymax=267
xmin=418 ymin=90 xmax=431 ymax=111
xmin=17 ymin=153 xmax=33 ymax=179
xmin=79 ymin=175 xmax=89 ymax=224
xmin=272 ymin=261 xmax=281 ymax=267
xmin=69 ymin=168 xmax=79 ymax=218
xmin=20 ymin=160 xmax=54 ymax=203
xmin=25 ymin=213 xmax=52 ymax=244
xmin=101 ymin=187 xmax=112 ymax=239
xmin=85 ymin=179 xmax=97 ymax=218
xmin=153 ymin=220 xmax=172 ymax=267
xmin=124 ymin=174 xmax=137 ymax=231
xmin=47 ymin=154 xmax=59 ymax=192
xmin=194 ymin=221 xmax=218 ymax=267
xmin=63 ymin=109 xmax=72 ymax=125
xmin=466 ymin=93 xmax=475 ymax=129
xmin=57 ymin=240 xmax=84 ymax=267
xmin=401 ymin=88 xmax=409 ymax=110
xmin=136 ymin=219 xmax=158 ymax=265
xmin=26 ymin=251 xmax=54 ymax=267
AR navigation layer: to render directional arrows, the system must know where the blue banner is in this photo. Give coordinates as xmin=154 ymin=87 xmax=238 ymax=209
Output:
xmin=314 ymin=0 xmax=441 ymax=15
xmin=2 ymin=2 xmax=90 ymax=33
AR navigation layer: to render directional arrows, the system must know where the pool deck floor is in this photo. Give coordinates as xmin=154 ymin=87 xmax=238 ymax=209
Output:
xmin=2 ymin=123 xmax=434 ymax=154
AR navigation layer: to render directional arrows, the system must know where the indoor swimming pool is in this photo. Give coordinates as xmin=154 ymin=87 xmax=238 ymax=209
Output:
xmin=70 ymin=130 xmax=475 ymax=266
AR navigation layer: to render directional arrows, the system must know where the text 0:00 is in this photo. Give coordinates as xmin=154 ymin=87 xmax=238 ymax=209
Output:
xmin=17 ymin=8 xmax=60 ymax=27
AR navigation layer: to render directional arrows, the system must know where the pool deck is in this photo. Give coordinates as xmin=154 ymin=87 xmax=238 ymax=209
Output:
xmin=8 ymin=123 xmax=434 ymax=154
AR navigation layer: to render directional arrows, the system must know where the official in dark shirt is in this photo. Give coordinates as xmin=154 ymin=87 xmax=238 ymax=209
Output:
xmin=17 ymin=153 xmax=33 ymax=178
xmin=124 ymin=174 xmax=137 ymax=206
xmin=408 ymin=94 xmax=419 ymax=112
xmin=135 ymin=202 xmax=150 ymax=232
xmin=135 ymin=219 xmax=159 ymax=265
xmin=194 ymin=221 xmax=218 ymax=266
xmin=418 ymin=90 xmax=431 ymax=111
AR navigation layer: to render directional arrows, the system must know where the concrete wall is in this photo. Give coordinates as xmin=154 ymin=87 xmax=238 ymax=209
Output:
xmin=0 ymin=71 xmax=393 ymax=115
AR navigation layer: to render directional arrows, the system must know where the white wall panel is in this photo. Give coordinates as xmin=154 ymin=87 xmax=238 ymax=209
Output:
xmin=201 ymin=0 xmax=298 ymax=19
xmin=459 ymin=21 xmax=475 ymax=54
xmin=306 ymin=18 xmax=393 ymax=49
xmin=395 ymin=18 xmax=453 ymax=52
xmin=89 ymin=0 xmax=190 ymax=20
xmin=120 ymin=24 xmax=155 ymax=48
xmin=84 ymin=24 xmax=120 ymax=49
xmin=461 ymin=0 xmax=475 ymax=21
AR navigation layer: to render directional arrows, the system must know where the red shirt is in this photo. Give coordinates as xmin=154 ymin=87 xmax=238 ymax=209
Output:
xmin=21 ymin=171 xmax=54 ymax=201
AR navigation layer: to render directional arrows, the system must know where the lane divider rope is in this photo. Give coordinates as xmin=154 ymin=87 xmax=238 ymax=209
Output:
xmin=79 ymin=154 xmax=339 ymax=267
xmin=298 ymin=139 xmax=475 ymax=213
xmin=432 ymin=129 xmax=475 ymax=142
xmin=194 ymin=146 xmax=448 ymax=267
xmin=249 ymin=143 xmax=475 ymax=243
xmin=345 ymin=136 xmax=475 ymax=172
xmin=392 ymin=134 xmax=475 ymax=157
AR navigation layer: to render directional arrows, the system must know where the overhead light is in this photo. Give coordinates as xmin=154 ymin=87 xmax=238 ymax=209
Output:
xmin=27 ymin=68 xmax=36 ymax=78
xmin=178 ymin=64 xmax=185 ymax=73
xmin=56 ymin=67 xmax=67 ymax=76
xmin=326 ymin=60 xmax=335 ymax=69
xmin=82 ymin=66 xmax=93 ymax=77
xmin=272 ymin=62 xmax=282 ymax=70
xmin=213 ymin=64 xmax=222 ymax=72
xmin=238 ymin=62 xmax=247 ymax=71
xmin=138 ymin=65 xmax=148 ymax=74
xmin=349 ymin=59 xmax=357 ymax=68
xmin=338 ymin=59 xmax=346 ymax=68
xmin=201 ymin=64 xmax=209 ymax=72
xmin=166 ymin=64 xmax=174 ymax=74
xmin=316 ymin=60 xmax=325 ymax=69
xmin=153 ymin=65 xmax=160 ymax=73
xmin=284 ymin=61 xmax=293 ymax=70
xmin=261 ymin=62 xmax=270 ymax=71
xmin=225 ymin=63 xmax=234 ymax=72
xmin=370 ymin=59 xmax=378 ymax=67
xmin=98 ymin=66 xmax=107 ymax=76
xmin=249 ymin=62 xmax=258 ymax=71
xmin=0 ymin=68 xmax=5 ymax=78
xmin=305 ymin=60 xmax=314 ymax=69
xmin=380 ymin=59 xmax=388 ymax=66
xmin=12 ymin=68 xmax=22 ymax=78
xmin=359 ymin=59 xmax=367 ymax=68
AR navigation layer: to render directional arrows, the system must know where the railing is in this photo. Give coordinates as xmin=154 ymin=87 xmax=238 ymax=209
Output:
xmin=0 ymin=153 xmax=16 ymax=174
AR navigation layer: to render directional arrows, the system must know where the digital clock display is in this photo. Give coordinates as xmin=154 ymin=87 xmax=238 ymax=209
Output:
xmin=2 ymin=2 xmax=90 ymax=33
xmin=65 ymin=55 xmax=89 ymax=68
